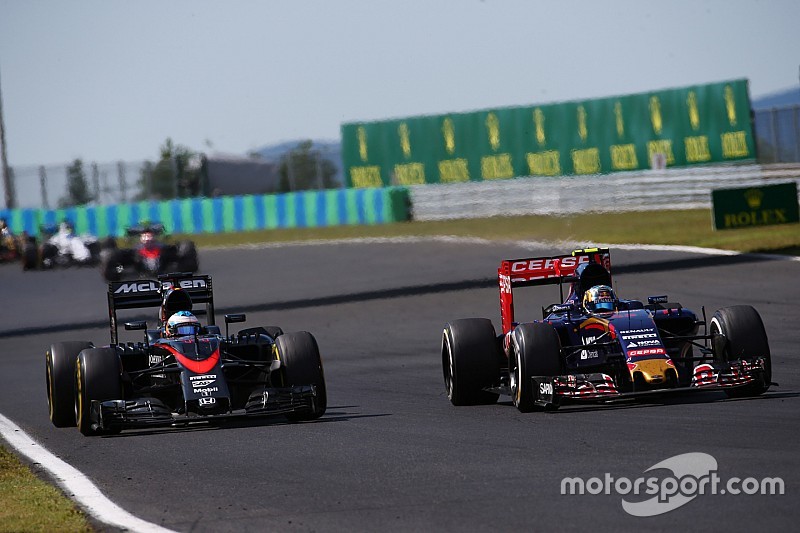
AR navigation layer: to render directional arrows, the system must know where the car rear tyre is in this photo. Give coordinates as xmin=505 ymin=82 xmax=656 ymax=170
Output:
xmin=46 ymin=341 xmax=93 ymax=427
xmin=75 ymin=348 xmax=122 ymax=436
xmin=101 ymin=236 xmax=117 ymax=250
xmin=710 ymin=305 xmax=771 ymax=397
xmin=21 ymin=241 xmax=38 ymax=270
xmin=510 ymin=323 xmax=561 ymax=413
xmin=442 ymin=318 xmax=501 ymax=406
xmin=40 ymin=243 xmax=57 ymax=268
xmin=177 ymin=240 xmax=198 ymax=273
xmin=277 ymin=332 xmax=327 ymax=421
xmin=100 ymin=249 xmax=122 ymax=281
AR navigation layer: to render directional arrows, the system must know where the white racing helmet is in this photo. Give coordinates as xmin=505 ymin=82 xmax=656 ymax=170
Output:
xmin=166 ymin=311 xmax=201 ymax=337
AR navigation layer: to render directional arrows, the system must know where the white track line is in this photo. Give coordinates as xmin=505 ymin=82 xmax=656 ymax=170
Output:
xmin=206 ymin=235 xmax=800 ymax=261
xmin=0 ymin=414 xmax=175 ymax=533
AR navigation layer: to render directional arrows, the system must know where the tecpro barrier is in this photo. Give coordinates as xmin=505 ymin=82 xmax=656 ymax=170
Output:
xmin=0 ymin=187 xmax=411 ymax=238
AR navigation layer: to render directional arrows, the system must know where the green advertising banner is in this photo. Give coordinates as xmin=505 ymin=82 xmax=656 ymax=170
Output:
xmin=712 ymin=182 xmax=800 ymax=230
xmin=342 ymin=79 xmax=756 ymax=187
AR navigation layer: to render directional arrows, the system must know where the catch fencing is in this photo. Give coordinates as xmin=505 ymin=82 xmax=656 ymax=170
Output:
xmin=754 ymin=105 xmax=800 ymax=163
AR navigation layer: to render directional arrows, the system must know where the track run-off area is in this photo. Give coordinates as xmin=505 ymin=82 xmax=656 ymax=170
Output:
xmin=1 ymin=238 xmax=798 ymax=532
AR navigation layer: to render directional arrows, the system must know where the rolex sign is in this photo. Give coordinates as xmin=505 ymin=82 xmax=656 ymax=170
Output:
xmin=712 ymin=182 xmax=799 ymax=230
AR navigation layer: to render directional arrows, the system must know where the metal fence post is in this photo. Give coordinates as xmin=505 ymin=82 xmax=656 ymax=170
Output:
xmin=770 ymin=109 xmax=780 ymax=162
xmin=117 ymin=161 xmax=127 ymax=203
xmin=794 ymin=106 xmax=800 ymax=162
xmin=39 ymin=165 xmax=48 ymax=209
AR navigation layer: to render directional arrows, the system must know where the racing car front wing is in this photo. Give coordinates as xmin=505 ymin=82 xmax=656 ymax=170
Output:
xmin=529 ymin=358 xmax=768 ymax=408
xmin=89 ymin=385 xmax=319 ymax=432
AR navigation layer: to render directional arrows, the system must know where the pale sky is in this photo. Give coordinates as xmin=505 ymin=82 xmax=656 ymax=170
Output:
xmin=0 ymin=0 xmax=798 ymax=167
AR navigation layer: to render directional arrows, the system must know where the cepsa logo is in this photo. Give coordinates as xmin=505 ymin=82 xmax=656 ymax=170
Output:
xmin=510 ymin=256 xmax=590 ymax=273
xmin=628 ymin=348 xmax=667 ymax=357
xmin=114 ymin=278 xmax=207 ymax=294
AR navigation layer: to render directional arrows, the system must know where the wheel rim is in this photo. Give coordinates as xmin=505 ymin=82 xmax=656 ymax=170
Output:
xmin=46 ymin=352 xmax=54 ymax=420
xmin=75 ymin=362 xmax=83 ymax=428
xmin=510 ymin=343 xmax=521 ymax=406
xmin=444 ymin=333 xmax=456 ymax=400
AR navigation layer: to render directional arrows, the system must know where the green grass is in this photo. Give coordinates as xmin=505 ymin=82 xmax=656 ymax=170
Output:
xmin=185 ymin=209 xmax=800 ymax=256
xmin=0 ymin=444 xmax=92 ymax=532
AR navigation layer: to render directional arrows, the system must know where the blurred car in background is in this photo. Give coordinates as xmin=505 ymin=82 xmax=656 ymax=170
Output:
xmin=21 ymin=221 xmax=101 ymax=270
xmin=0 ymin=217 xmax=21 ymax=263
xmin=100 ymin=222 xmax=199 ymax=282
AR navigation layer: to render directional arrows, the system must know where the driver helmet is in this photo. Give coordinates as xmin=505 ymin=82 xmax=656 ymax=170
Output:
xmin=166 ymin=311 xmax=201 ymax=337
xmin=140 ymin=231 xmax=155 ymax=247
xmin=60 ymin=220 xmax=75 ymax=235
xmin=583 ymin=285 xmax=617 ymax=314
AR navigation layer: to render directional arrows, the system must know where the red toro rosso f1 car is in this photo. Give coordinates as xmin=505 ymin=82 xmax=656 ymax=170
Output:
xmin=442 ymin=248 xmax=772 ymax=412
xmin=46 ymin=272 xmax=326 ymax=436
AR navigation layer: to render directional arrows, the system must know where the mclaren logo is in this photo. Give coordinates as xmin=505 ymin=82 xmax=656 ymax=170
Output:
xmin=114 ymin=278 xmax=208 ymax=294
xmin=115 ymin=281 xmax=160 ymax=294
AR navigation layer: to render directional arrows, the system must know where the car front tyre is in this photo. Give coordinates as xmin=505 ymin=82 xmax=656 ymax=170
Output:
xmin=75 ymin=348 xmax=122 ymax=436
xmin=710 ymin=305 xmax=771 ymax=397
xmin=442 ymin=318 xmax=501 ymax=406
xmin=509 ymin=323 xmax=561 ymax=413
xmin=47 ymin=341 xmax=93 ymax=427
xmin=276 ymin=332 xmax=327 ymax=421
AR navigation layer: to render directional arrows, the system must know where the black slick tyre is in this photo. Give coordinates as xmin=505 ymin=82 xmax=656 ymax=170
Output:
xmin=46 ymin=341 xmax=92 ymax=427
xmin=442 ymin=318 xmax=501 ymax=406
xmin=710 ymin=305 xmax=771 ymax=397
xmin=75 ymin=348 xmax=122 ymax=436
xmin=509 ymin=323 xmax=561 ymax=413
xmin=177 ymin=240 xmax=199 ymax=273
xmin=22 ymin=241 xmax=38 ymax=270
xmin=100 ymin=249 xmax=122 ymax=281
xmin=276 ymin=332 xmax=327 ymax=421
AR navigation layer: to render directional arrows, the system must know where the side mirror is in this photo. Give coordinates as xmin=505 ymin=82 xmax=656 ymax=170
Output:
xmin=124 ymin=321 xmax=147 ymax=331
xmin=225 ymin=314 xmax=247 ymax=324
xmin=224 ymin=313 xmax=246 ymax=338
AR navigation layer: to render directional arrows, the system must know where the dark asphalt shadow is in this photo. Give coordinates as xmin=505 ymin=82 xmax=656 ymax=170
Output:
xmin=494 ymin=389 xmax=794 ymax=415
xmin=92 ymin=409 xmax=391 ymax=438
xmin=1 ymin=252 xmax=791 ymax=338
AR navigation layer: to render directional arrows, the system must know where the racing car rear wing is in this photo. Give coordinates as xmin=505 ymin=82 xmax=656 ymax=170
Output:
xmin=107 ymin=273 xmax=215 ymax=344
xmin=498 ymin=248 xmax=611 ymax=334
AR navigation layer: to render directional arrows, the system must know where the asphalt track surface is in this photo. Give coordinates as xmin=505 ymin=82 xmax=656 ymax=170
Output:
xmin=0 ymin=239 xmax=798 ymax=532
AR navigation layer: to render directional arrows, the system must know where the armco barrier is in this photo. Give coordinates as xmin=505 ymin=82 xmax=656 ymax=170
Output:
xmin=0 ymin=187 xmax=411 ymax=238
xmin=408 ymin=163 xmax=800 ymax=220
